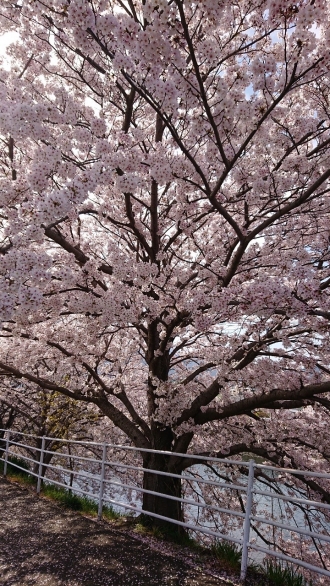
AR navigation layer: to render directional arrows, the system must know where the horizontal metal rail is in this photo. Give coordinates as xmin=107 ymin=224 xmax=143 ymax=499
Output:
xmin=2 ymin=448 xmax=246 ymax=519
xmin=251 ymin=515 xmax=330 ymax=543
xmin=33 ymin=449 xmax=103 ymax=465
xmin=253 ymin=487 xmax=330 ymax=511
xmin=249 ymin=544 xmax=330 ymax=578
xmin=7 ymin=442 xmax=101 ymax=464
xmin=0 ymin=429 xmax=251 ymax=465
xmin=6 ymin=453 xmax=39 ymax=467
xmin=35 ymin=459 xmax=102 ymax=483
xmin=41 ymin=475 xmax=97 ymax=500
xmin=103 ymin=458 xmax=248 ymax=491
xmin=3 ymin=461 xmax=39 ymax=478
xmin=4 ymin=439 xmax=40 ymax=452
xmin=0 ymin=448 xmax=40 ymax=468
xmin=102 ymin=476 xmax=246 ymax=518
xmin=3 ymin=442 xmax=247 ymax=491
xmin=42 ymin=450 xmax=248 ymax=492
xmin=255 ymin=463 xmax=330 ymax=480
xmin=101 ymin=494 xmax=244 ymax=545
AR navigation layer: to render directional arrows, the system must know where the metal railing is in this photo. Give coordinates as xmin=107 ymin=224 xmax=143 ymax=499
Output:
xmin=1 ymin=428 xmax=330 ymax=582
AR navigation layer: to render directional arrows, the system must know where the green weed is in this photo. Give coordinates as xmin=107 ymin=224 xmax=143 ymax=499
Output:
xmin=263 ymin=560 xmax=313 ymax=586
xmin=1 ymin=460 xmax=121 ymax=520
xmin=42 ymin=484 xmax=121 ymax=519
xmin=0 ymin=455 xmax=36 ymax=484
xmin=134 ymin=517 xmax=200 ymax=549
xmin=211 ymin=540 xmax=242 ymax=571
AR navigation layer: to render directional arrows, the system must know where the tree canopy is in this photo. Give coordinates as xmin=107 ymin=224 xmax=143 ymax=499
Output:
xmin=0 ymin=0 xmax=330 ymax=522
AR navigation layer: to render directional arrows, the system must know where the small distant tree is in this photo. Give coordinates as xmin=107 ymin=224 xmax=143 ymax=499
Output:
xmin=0 ymin=0 xmax=329 ymax=537
xmin=0 ymin=375 xmax=100 ymax=478
xmin=0 ymin=396 xmax=17 ymax=454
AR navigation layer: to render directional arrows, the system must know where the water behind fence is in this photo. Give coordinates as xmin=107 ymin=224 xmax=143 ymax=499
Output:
xmin=1 ymin=429 xmax=330 ymax=582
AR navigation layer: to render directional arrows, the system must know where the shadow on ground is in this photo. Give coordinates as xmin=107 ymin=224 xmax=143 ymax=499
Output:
xmin=0 ymin=477 xmax=229 ymax=586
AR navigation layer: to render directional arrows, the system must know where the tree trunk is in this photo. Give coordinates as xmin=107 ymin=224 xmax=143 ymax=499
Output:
xmin=142 ymin=337 xmax=187 ymax=536
xmin=141 ymin=430 xmax=185 ymax=537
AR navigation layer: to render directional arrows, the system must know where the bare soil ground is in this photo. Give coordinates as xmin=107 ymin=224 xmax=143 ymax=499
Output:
xmin=0 ymin=476 xmax=243 ymax=586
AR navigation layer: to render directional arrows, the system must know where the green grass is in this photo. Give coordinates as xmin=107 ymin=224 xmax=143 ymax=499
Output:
xmin=0 ymin=455 xmax=36 ymax=484
xmin=121 ymin=519 xmax=315 ymax=586
xmin=211 ymin=540 xmax=242 ymax=571
xmin=40 ymin=484 xmax=121 ymax=520
xmin=263 ymin=560 xmax=313 ymax=586
xmin=134 ymin=515 xmax=201 ymax=549
xmin=207 ymin=541 xmax=314 ymax=586
xmin=0 ymin=457 xmax=121 ymax=520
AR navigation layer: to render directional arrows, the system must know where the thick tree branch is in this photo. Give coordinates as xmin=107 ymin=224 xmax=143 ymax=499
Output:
xmin=194 ymin=381 xmax=330 ymax=424
xmin=0 ymin=359 xmax=150 ymax=449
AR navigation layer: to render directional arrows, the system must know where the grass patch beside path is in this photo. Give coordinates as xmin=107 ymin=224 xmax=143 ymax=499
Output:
xmin=0 ymin=456 xmax=121 ymax=521
xmin=42 ymin=483 xmax=121 ymax=520
xmin=262 ymin=560 xmax=313 ymax=586
xmin=208 ymin=541 xmax=313 ymax=586
xmin=211 ymin=540 xmax=242 ymax=572
xmin=134 ymin=514 xmax=202 ymax=549
xmin=0 ymin=455 xmax=36 ymax=485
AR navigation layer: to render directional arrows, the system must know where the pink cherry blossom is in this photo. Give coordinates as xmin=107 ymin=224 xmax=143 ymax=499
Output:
xmin=0 ymin=2 xmax=329 ymax=574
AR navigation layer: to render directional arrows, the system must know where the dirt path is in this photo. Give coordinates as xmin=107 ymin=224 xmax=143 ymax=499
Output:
xmin=0 ymin=477 xmax=239 ymax=586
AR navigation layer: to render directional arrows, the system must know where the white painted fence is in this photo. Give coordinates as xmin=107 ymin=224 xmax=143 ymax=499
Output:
xmin=1 ymin=428 xmax=330 ymax=582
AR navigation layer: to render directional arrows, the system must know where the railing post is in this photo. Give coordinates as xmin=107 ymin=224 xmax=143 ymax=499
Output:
xmin=98 ymin=442 xmax=107 ymax=520
xmin=3 ymin=431 xmax=10 ymax=476
xmin=37 ymin=436 xmax=46 ymax=494
xmin=240 ymin=459 xmax=255 ymax=582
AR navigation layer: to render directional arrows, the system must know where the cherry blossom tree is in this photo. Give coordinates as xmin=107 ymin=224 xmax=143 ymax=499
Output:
xmin=0 ymin=376 xmax=100 ymax=477
xmin=0 ymin=396 xmax=17 ymax=453
xmin=0 ymin=0 xmax=330 ymax=533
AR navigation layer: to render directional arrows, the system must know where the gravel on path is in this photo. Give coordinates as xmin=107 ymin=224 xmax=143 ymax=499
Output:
xmin=0 ymin=476 xmax=242 ymax=586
